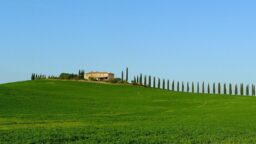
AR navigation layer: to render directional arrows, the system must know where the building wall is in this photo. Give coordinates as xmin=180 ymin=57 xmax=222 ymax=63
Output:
xmin=85 ymin=72 xmax=114 ymax=80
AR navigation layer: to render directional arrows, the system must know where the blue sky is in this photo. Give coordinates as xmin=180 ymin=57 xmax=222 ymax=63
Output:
xmin=1 ymin=0 xmax=256 ymax=84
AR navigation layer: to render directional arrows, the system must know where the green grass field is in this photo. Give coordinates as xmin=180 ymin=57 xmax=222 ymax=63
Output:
xmin=1 ymin=80 xmax=256 ymax=143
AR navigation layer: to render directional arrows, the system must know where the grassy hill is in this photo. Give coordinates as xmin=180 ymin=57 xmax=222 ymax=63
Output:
xmin=1 ymin=80 xmax=256 ymax=143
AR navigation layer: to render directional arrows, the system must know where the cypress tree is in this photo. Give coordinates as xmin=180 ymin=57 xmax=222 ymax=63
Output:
xmin=134 ymin=76 xmax=136 ymax=83
xmin=144 ymin=75 xmax=147 ymax=87
xmin=140 ymin=74 xmax=143 ymax=85
xmin=153 ymin=77 xmax=156 ymax=88
xmin=224 ymin=83 xmax=227 ymax=95
xmin=207 ymin=83 xmax=210 ymax=94
xmin=229 ymin=83 xmax=232 ymax=95
xmin=136 ymin=75 xmax=139 ymax=84
xmin=121 ymin=71 xmax=124 ymax=82
xmin=167 ymin=80 xmax=170 ymax=91
xmin=158 ymin=78 xmax=161 ymax=89
xmin=163 ymin=79 xmax=165 ymax=90
xmin=240 ymin=83 xmax=244 ymax=96
xmin=252 ymin=84 xmax=255 ymax=96
xmin=148 ymin=76 xmax=151 ymax=87
xmin=182 ymin=82 xmax=184 ymax=92
xmin=218 ymin=82 xmax=221 ymax=95
xmin=202 ymin=82 xmax=205 ymax=94
xmin=31 ymin=73 xmax=34 ymax=80
xmin=246 ymin=84 xmax=249 ymax=96
xmin=213 ymin=83 xmax=216 ymax=94
xmin=192 ymin=82 xmax=195 ymax=93
xmin=177 ymin=81 xmax=180 ymax=92
xmin=235 ymin=84 xmax=238 ymax=95
xmin=126 ymin=67 xmax=129 ymax=82
xmin=197 ymin=82 xmax=199 ymax=93
xmin=187 ymin=82 xmax=190 ymax=92
xmin=172 ymin=80 xmax=175 ymax=91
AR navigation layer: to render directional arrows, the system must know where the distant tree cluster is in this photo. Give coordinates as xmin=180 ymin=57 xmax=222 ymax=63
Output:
xmin=31 ymin=73 xmax=47 ymax=80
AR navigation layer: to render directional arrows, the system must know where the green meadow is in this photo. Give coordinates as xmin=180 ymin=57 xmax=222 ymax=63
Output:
xmin=1 ymin=80 xmax=256 ymax=143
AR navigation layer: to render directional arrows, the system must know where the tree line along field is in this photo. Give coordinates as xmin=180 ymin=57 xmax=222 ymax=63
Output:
xmin=2 ymin=80 xmax=256 ymax=143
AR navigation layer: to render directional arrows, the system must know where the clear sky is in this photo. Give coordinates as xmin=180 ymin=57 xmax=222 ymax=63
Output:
xmin=1 ymin=0 xmax=256 ymax=84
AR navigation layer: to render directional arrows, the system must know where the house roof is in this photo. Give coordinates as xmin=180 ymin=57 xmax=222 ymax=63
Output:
xmin=86 ymin=72 xmax=114 ymax=75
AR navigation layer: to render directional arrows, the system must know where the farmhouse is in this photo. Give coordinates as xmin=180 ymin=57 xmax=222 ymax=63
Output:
xmin=85 ymin=72 xmax=114 ymax=81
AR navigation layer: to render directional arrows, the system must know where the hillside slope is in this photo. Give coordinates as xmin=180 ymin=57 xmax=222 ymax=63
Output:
xmin=1 ymin=80 xmax=256 ymax=143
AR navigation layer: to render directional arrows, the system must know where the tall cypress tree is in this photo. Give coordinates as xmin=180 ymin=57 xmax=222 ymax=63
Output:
xmin=153 ymin=77 xmax=156 ymax=88
xmin=158 ymin=78 xmax=161 ymax=89
xmin=148 ymin=76 xmax=151 ymax=87
xmin=192 ymin=82 xmax=195 ymax=93
xmin=167 ymin=80 xmax=170 ymax=91
xmin=207 ymin=83 xmax=210 ymax=94
xmin=197 ymin=82 xmax=200 ymax=93
xmin=187 ymin=82 xmax=190 ymax=92
xmin=235 ymin=84 xmax=238 ymax=95
xmin=137 ymin=75 xmax=139 ymax=84
xmin=140 ymin=74 xmax=143 ymax=85
xmin=218 ymin=82 xmax=221 ymax=95
xmin=134 ymin=76 xmax=136 ymax=83
xmin=126 ymin=67 xmax=129 ymax=82
xmin=202 ymin=82 xmax=205 ymax=94
xmin=246 ymin=84 xmax=249 ymax=96
xmin=31 ymin=73 xmax=35 ymax=80
xmin=182 ymin=82 xmax=184 ymax=92
xmin=224 ymin=83 xmax=227 ymax=95
xmin=213 ymin=83 xmax=216 ymax=94
xmin=163 ymin=79 xmax=165 ymax=90
xmin=177 ymin=81 xmax=180 ymax=92
xmin=144 ymin=75 xmax=147 ymax=87
xmin=240 ymin=83 xmax=244 ymax=96
xmin=172 ymin=80 xmax=175 ymax=91
xmin=252 ymin=84 xmax=255 ymax=96
xmin=229 ymin=83 xmax=232 ymax=95
xmin=121 ymin=71 xmax=124 ymax=82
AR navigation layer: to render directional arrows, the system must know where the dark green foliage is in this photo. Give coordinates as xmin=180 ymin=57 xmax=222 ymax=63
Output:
xmin=202 ymin=82 xmax=205 ymax=94
xmin=192 ymin=82 xmax=195 ymax=93
xmin=240 ymin=84 xmax=244 ymax=96
xmin=59 ymin=73 xmax=78 ymax=80
xmin=213 ymin=83 xmax=216 ymax=94
xmin=153 ymin=77 xmax=156 ymax=88
xmin=252 ymin=84 xmax=255 ymax=96
xmin=148 ymin=76 xmax=152 ymax=87
xmin=78 ymin=70 xmax=85 ymax=80
xmin=187 ymin=82 xmax=190 ymax=92
xmin=144 ymin=75 xmax=147 ymax=87
xmin=207 ymin=83 xmax=210 ymax=94
xmin=197 ymin=82 xmax=199 ymax=93
xmin=235 ymin=84 xmax=238 ymax=95
xmin=177 ymin=81 xmax=180 ymax=92
xmin=136 ymin=75 xmax=139 ymax=84
xmin=167 ymin=80 xmax=170 ymax=91
xmin=140 ymin=74 xmax=143 ymax=85
xmin=246 ymin=85 xmax=249 ymax=96
xmin=182 ymin=82 xmax=184 ymax=92
xmin=172 ymin=80 xmax=175 ymax=91
xmin=126 ymin=67 xmax=129 ymax=82
xmin=163 ymin=79 xmax=165 ymax=90
xmin=158 ymin=78 xmax=161 ymax=89
xmin=229 ymin=84 xmax=232 ymax=95
xmin=218 ymin=83 xmax=221 ymax=95
xmin=31 ymin=73 xmax=35 ymax=80
xmin=224 ymin=83 xmax=227 ymax=95
xmin=121 ymin=71 xmax=124 ymax=82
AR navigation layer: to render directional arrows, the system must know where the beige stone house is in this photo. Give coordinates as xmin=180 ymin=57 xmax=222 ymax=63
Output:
xmin=85 ymin=72 xmax=114 ymax=81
